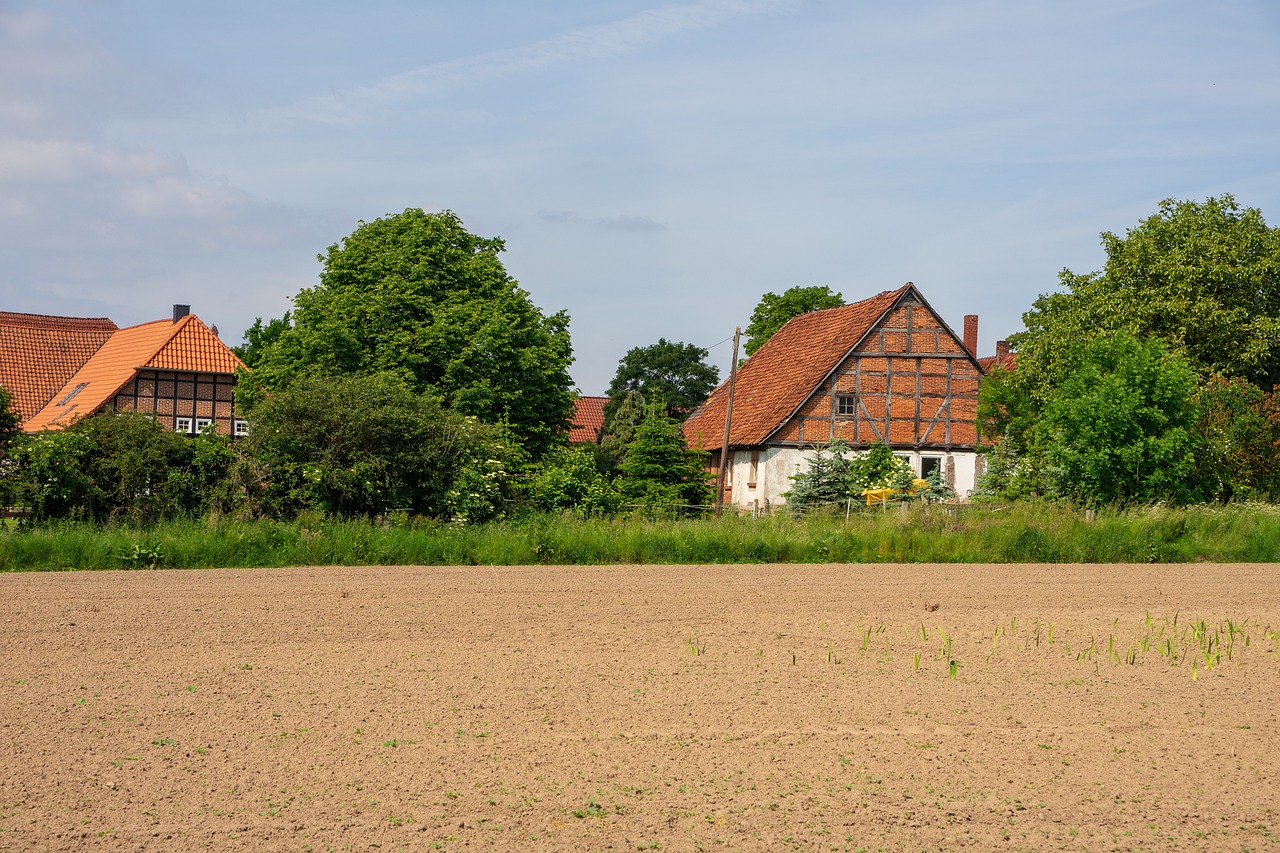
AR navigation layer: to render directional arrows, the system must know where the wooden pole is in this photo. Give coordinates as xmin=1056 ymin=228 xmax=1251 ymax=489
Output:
xmin=715 ymin=327 xmax=741 ymax=518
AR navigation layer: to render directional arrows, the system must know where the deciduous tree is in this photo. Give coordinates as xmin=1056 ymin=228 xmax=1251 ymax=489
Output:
xmin=1014 ymin=195 xmax=1280 ymax=394
xmin=744 ymin=285 xmax=845 ymax=357
xmin=245 ymin=210 xmax=574 ymax=456
xmin=604 ymin=339 xmax=718 ymax=425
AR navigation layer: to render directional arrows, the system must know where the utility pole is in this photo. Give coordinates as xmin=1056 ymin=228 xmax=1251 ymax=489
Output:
xmin=714 ymin=327 xmax=741 ymax=518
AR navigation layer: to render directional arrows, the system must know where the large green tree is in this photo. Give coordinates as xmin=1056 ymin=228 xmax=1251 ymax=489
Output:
xmin=744 ymin=285 xmax=845 ymax=357
xmin=604 ymin=339 xmax=718 ymax=424
xmin=245 ymin=209 xmax=575 ymax=456
xmin=1038 ymin=334 xmax=1200 ymax=506
xmin=1014 ymin=195 xmax=1280 ymax=395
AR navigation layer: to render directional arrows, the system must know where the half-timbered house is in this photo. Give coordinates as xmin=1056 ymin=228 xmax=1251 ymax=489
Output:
xmin=683 ymin=283 xmax=988 ymax=510
xmin=2 ymin=305 xmax=247 ymax=437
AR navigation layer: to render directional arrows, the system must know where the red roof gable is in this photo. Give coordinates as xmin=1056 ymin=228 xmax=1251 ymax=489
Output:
xmin=684 ymin=286 xmax=912 ymax=450
xmin=569 ymin=395 xmax=607 ymax=443
xmin=0 ymin=312 xmax=119 ymax=422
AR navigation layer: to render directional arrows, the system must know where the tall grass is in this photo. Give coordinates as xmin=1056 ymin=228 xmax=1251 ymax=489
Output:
xmin=1 ymin=502 xmax=1278 ymax=571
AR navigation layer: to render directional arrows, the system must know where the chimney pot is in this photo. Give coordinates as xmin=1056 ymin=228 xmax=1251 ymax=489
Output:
xmin=173 ymin=304 xmax=190 ymax=324
xmin=963 ymin=314 xmax=978 ymax=357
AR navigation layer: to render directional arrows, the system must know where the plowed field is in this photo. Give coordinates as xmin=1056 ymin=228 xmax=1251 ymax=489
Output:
xmin=2 ymin=563 xmax=1278 ymax=850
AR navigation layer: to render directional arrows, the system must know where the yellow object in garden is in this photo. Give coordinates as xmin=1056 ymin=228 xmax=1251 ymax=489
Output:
xmin=860 ymin=478 xmax=929 ymax=506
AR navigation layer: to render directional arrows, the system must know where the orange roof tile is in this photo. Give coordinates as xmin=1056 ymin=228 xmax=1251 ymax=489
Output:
xmin=978 ymin=352 xmax=1018 ymax=372
xmin=0 ymin=312 xmax=118 ymax=422
xmin=683 ymin=285 xmax=911 ymax=451
xmin=24 ymin=315 xmax=245 ymax=432
xmin=569 ymin=395 xmax=607 ymax=443
xmin=147 ymin=315 xmax=246 ymax=374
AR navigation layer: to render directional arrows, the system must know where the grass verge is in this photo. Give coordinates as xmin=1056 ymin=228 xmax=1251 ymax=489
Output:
xmin=1 ymin=502 xmax=1278 ymax=571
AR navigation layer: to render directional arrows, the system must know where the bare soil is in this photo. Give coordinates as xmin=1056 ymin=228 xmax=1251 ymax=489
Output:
xmin=1 ymin=563 xmax=1278 ymax=851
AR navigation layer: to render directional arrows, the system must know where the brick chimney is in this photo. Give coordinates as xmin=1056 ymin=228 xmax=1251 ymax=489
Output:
xmin=173 ymin=304 xmax=190 ymax=324
xmin=996 ymin=340 xmax=1010 ymax=362
xmin=963 ymin=314 xmax=978 ymax=357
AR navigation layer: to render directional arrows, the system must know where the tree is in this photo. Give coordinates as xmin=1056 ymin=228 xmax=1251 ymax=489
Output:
xmin=604 ymin=339 xmax=718 ymax=426
xmin=599 ymin=389 xmax=645 ymax=473
xmin=1014 ymin=195 xmax=1280 ymax=394
xmin=245 ymin=209 xmax=575 ymax=457
xmin=744 ymin=285 xmax=845 ymax=357
xmin=616 ymin=402 xmax=711 ymax=514
xmin=1037 ymin=333 xmax=1199 ymax=506
xmin=1190 ymin=377 xmax=1280 ymax=502
xmin=244 ymin=374 xmax=516 ymax=521
xmin=233 ymin=313 xmax=291 ymax=369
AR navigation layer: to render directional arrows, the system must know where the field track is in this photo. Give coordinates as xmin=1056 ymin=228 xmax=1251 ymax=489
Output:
xmin=2 ymin=563 xmax=1278 ymax=850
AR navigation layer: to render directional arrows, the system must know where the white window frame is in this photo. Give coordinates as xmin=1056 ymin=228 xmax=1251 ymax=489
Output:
xmin=233 ymin=419 xmax=249 ymax=437
xmin=175 ymin=417 xmax=193 ymax=434
xmin=195 ymin=417 xmax=213 ymax=434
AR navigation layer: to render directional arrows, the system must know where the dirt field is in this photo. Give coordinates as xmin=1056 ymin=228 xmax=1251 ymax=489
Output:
xmin=1 ymin=563 xmax=1278 ymax=851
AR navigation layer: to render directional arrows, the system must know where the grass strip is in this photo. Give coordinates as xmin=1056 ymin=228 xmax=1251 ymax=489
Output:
xmin=1 ymin=502 xmax=1279 ymax=571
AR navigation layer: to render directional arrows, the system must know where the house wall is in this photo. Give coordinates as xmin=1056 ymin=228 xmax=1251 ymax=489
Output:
xmin=724 ymin=446 xmax=983 ymax=512
xmin=770 ymin=302 xmax=982 ymax=449
xmin=110 ymin=369 xmax=241 ymax=436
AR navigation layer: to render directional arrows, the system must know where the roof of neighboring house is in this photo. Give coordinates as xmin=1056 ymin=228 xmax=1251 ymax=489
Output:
xmin=0 ymin=312 xmax=119 ymax=422
xmin=978 ymin=351 xmax=1018 ymax=372
xmin=24 ymin=314 xmax=245 ymax=431
xmin=685 ymin=285 xmax=913 ymax=450
xmin=569 ymin=395 xmax=607 ymax=443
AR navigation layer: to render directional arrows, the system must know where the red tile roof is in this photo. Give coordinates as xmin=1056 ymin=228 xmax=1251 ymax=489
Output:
xmin=0 ymin=312 xmax=118 ymax=421
xmin=978 ymin=352 xmax=1018 ymax=372
xmin=24 ymin=315 xmax=245 ymax=432
xmin=684 ymin=285 xmax=911 ymax=450
xmin=569 ymin=395 xmax=607 ymax=443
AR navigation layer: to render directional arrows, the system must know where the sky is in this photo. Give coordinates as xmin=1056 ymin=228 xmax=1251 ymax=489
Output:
xmin=2 ymin=0 xmax=1278 ymax=394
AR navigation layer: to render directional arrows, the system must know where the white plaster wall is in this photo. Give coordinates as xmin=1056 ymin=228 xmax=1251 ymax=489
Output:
xmin=728 ymin=447 xmax=982 ymax=511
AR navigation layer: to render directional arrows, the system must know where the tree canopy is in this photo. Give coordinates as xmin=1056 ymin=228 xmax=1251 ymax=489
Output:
xmin=1013 ymin=195 xmax=1280 ymax=394
xmin=744 ymin=285 xmax=845 ymax=357
xmin=604 ymin=338 xmax=719 ymax=424
xmin=244 ymin=209 xmax=575 ymax=457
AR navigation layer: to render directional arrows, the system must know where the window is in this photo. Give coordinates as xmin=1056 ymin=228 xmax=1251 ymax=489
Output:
xmin=837 ymin=395 xmax=857 ymax=416
xmin=234 ymin=419 xmax=250 ymax=437
xmin=748 ymin=451 xmax=760 ymax=488
xmin=174 ymin=417 xmax=193 ymax=434
xmin=57 ymin=383 xmax=89 ymax=406
xmin=921 ymin=456 xmax=942 ymax=479
xmin=195 ymin=418 xmax=213 ymax=434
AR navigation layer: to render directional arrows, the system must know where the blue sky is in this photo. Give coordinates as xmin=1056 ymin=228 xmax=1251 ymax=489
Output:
xmin=3 ymin=1 xmax=1278 ymax=393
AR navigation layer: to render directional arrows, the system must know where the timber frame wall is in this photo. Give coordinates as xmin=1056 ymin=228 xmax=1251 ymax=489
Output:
xmin=110 ymin=369 xmax=239 ymax=435
xmin=768 ymin=297 xmax=981 ymax=450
